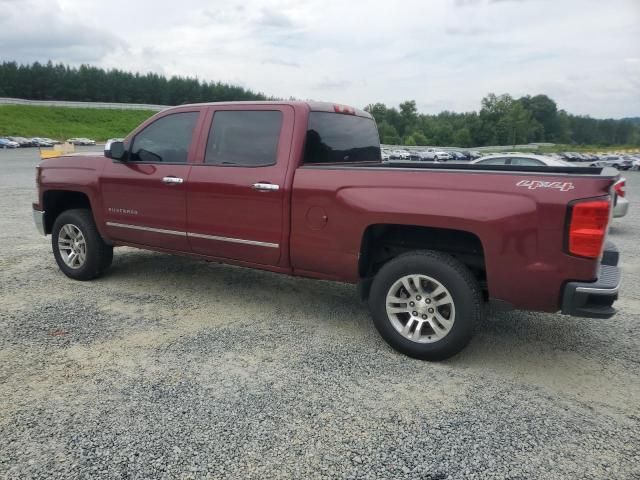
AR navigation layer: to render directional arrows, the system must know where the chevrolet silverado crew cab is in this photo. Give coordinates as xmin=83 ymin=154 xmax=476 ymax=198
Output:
xmin=32 ymin=101 xmax=621 ymax=360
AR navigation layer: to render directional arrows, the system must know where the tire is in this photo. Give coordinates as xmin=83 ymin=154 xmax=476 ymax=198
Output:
xmin=51 ymin=208 xmax=113 ymax=281
xmin=368 ymin=250 xmax=483 ymax=361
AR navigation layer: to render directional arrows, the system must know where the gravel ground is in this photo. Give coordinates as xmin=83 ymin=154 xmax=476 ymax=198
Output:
xmin=1 ymin=147 xmax=639 ymax=480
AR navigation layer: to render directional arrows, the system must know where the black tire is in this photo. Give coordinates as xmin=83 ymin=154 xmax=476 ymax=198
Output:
xmin=368 ymin=250 xmax=483 ymax=361
xmin=51 ymin=208 xmax=113 ymax=281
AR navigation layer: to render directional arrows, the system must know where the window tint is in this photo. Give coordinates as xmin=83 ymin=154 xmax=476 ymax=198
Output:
xmin=130 ymin=112 xmax=198 ymax=163
xmin=205 ymin=110 xmax=282 ymax=166
xmin=476 ymin=158 xmax=509 ymax=165
xmin=304 ymin=112 xmax=381 ymax=164
xmin=511 ymin=157 xmax=544 ymax=166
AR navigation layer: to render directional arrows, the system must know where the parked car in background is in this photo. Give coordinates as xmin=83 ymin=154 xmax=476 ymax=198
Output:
xmin=449 ymin=151 xmax=467 ymax=161
xmin=31 ymin=138 xmax=54 ymax=147
xmin=0 ymin=138 xmax=19 ymax=148
xmin=590 ymin=155 xmax=632 ymax=170
xmin=390 ymin=149 xmax=411 ymax=160
xmin=67 ymin=137 xmax=97 ymax=146
xmin=7 ymin=136 xmax=35 ymax=147
xmin=612 ymin=178 xmax=629 ymax=218
xmin=471 ymin=154 xmax=573 ymax=167
xmin=424 ymin=149 xmax=451 ymax=161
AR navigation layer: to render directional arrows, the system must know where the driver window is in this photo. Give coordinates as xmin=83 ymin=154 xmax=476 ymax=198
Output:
xmin=130 ymin=112 xmax=199 ymax=163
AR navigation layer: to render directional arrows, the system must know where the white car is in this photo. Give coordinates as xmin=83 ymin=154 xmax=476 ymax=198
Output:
xmin=67 ymin=137 xmax=97 ymax=146
xmin=417 ymin=149 xmax=451 ymax=161
xmin=390 ymin=149 xmax=410 ymax=160
xmin=424 ymin=149 xmax=452 ymax=161
xmin=471 ymin=153 xmax=573 ymax=167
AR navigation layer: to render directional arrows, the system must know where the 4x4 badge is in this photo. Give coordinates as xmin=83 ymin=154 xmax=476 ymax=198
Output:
xmin=516 ymin=180 xmax=575 ymax=192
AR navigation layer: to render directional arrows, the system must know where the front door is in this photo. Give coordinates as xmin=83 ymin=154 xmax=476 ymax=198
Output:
xmin=101 ymin=108 xmax=203 ymax=251
xmin=186 ymin=105 xmax=294 ymax=265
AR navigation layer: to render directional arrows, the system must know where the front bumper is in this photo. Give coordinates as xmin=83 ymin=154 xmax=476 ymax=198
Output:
xmin=33 ymin=208 xmax=46 ymax=236
xmin=561 ymin=242 xmax=620 ymax=319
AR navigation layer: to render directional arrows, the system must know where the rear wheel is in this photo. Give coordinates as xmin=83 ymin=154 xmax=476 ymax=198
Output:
xmin=52 ymin=209 xmax=113 ymax=280
xmin=369 ymin=250 xmax=483 ymax=360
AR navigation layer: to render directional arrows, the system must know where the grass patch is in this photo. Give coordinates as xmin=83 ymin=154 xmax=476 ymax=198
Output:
xmin=0 ymin=105 xmax=157 ymax=141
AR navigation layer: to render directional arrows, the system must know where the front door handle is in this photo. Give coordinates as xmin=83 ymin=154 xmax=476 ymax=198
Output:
xmin=162 ymin=176 xmax=184 ymax=184
xmin=252 ymin=182 xmax=280 ymax=192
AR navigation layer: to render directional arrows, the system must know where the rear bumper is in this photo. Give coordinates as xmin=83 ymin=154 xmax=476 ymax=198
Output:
xmin=613 ymin=196 xmax=629 ymax=218
xmin=33 ymin=208 xmax=46 ymax=236
xmin=561 ymin=242 xmax=620 ymax=319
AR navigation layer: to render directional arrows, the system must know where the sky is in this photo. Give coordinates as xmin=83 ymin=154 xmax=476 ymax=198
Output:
xmin=1 ymin=0 xmax=639 ymax=118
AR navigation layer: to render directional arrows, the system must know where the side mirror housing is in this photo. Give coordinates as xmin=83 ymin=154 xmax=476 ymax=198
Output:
xmin=105 ymin=140 xmax=126 ymax=160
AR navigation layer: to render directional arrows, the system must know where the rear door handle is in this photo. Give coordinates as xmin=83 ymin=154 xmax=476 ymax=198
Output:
xmin=162 ymin=176 xmax=184 ymax=184
xmin=252 ymin=182 xmax=280 ymax=192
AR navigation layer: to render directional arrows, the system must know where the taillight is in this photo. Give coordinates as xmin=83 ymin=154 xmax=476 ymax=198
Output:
xmin=567 ymin=198 xmax=610 ymax=258
xmin=614 ymin=180 xmax=625 ymax=198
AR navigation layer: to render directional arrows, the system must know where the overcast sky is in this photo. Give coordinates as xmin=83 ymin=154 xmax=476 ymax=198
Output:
xmin=2 ymin=0 xmax=639 ymax=117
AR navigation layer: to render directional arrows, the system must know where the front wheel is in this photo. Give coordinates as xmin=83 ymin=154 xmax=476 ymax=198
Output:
xmin=368 ymin=250 xmax=483 ymax=360
xmin=52 ymin=209 xmax=113 ymax=280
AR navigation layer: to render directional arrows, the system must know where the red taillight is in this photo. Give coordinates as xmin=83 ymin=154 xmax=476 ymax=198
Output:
xmin=614 ymin=180 xmax=625 ymax=198
xmin=568 ymin=199 xmax=610 ymax=258
xmin=333 ymin=104 xmax=356 ymax=115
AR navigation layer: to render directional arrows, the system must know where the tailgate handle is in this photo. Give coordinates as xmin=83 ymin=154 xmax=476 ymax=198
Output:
xmin=252 ymin=182 xmax=280 ymax=192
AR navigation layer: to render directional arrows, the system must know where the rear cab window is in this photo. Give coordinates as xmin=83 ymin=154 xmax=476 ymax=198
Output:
xmin=304 ymin=112 xmax=381 ymax=164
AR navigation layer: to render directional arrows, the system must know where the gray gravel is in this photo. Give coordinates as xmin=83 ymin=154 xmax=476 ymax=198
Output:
xmin=1 ymin=147 xmax=639 ymax=479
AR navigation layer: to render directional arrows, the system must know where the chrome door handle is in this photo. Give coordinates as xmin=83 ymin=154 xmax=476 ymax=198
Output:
xmin=252 ymin=182 xmax=280 ymax=191
xmin=162 ymin=176 xmax=184 ymax=184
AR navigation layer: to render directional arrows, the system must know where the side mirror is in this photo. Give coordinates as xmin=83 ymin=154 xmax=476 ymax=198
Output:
xmin=105 ymin=140 xmax=126 ymax=160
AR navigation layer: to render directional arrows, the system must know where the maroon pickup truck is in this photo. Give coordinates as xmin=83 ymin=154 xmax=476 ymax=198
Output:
xmin=32 ymin=101 xmax=621 ymax=360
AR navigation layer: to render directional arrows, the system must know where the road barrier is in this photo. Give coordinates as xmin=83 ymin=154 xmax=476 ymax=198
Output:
xmin=0 ymin=97 xmax=167 ymax=111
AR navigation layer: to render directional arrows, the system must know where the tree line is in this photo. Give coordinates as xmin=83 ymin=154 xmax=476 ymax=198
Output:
xmin=367 ymin=95 xmax=639 ymax=147
xmin=0 ymin=61 xmax=267 ymax=105
xmin=0 ymin=61 xmax=638 ymax=146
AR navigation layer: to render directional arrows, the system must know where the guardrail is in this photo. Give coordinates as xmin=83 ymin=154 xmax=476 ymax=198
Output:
xmin=0 ymin=97 xmax=167 ymax=111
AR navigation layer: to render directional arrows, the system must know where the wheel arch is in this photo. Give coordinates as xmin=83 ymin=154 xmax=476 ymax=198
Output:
xmin=42 ymin=189 xmax=94 ymax=235
xmin=358 ymin=223 xmax=487 ymax=299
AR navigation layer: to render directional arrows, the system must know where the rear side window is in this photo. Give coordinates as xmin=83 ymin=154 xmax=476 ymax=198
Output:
xmin=511 ymin=158 xmax=543 ymax=166
xmin=205 ymin=111 xmax=282 ymax=167
xmin=304 ymin=112 xmax=381 ymax=164
xmin=477 ymin=158 xmax=509 ymax=165
xmin=130 ymin=112 xmax=198 ymax=163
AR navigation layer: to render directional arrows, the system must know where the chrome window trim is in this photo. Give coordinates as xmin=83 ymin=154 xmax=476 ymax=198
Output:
xmin=106 ymin=222 xmax=278 ymax=248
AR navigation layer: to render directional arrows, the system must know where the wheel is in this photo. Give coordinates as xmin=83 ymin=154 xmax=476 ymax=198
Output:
xmin=368 ymin=250 xmax=483 ymax=360
xmin=52 ymin=209 xmax=113 ymax=280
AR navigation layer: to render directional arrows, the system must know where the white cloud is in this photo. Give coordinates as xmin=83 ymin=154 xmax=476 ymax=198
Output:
xmin=2 ymin=0 xmax=639 ymax=117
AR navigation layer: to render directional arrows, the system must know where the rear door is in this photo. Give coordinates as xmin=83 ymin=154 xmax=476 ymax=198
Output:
xmin=101 ymin=108 xmax=204 ymax=251
xmin=186 ymin=104 xmax=294 ymax=265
